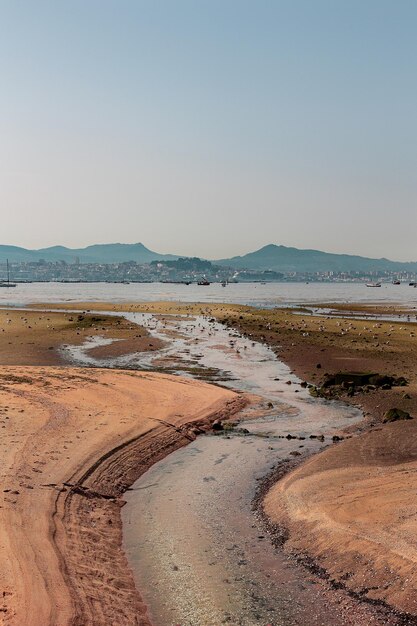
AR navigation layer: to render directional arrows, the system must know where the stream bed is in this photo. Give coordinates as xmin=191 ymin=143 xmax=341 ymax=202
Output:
xmin=63 ymin=312 xmax=385 ymax=625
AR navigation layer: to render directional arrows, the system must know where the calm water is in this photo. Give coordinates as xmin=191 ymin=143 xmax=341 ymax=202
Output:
xmin=2 ymin=280 xmax=417 ymax=309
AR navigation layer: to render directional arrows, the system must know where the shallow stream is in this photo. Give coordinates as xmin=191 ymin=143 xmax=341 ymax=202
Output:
xmin=99 ymin=314 xmax=363 ymax=626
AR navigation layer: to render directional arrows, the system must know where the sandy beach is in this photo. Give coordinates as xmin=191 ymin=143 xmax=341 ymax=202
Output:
xmin=0 ymin=365 xmax=245 ymax=625
xmin=38 ymin=300 xmax=417 ymax=618
xmin=2 ymin=299 xmax=417 ymax=622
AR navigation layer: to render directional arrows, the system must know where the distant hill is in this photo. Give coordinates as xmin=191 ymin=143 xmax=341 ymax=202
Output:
xmin=1 ymin=242 xmax=416 ymax=273
xmin=216 ymin=244 xmax=417 ymax=273
xmin=0 ymin=243 xmax=178 ymax=264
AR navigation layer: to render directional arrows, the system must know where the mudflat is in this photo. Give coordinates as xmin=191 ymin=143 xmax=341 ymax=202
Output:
xmin=42 ymin=300 xmax=417 ymax=617
xmin=0 ymin=365 xmax=244 ymax=625
xmin=0 ymin=308 xmax=163 ymax=365
xmin=18 ymin=300 xmax=417 ymax=619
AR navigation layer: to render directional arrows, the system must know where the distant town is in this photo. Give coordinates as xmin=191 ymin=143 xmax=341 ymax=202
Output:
xmin=2 ymin=257 xmax=417 ymax=284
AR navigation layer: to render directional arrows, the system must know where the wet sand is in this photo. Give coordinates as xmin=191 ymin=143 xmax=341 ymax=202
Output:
xmin=264 ymin=420 xmax=417 ymax=618
xmin=17 ymin=300 xmax=417 ymax=621
xmin=124 ymin=436 xmax=382 ymax=626
xmin=0 ymin=308 xmax=163 ymax=365
xmin=0 ymin=365 xmax=244 ymax=625
xmin=118 ymin=313 xmax=397 ymax=625
xmin=57 ymin=300 xmax=417 ymax=620
xmin=209 ymin=304 xmax=417 ymax=618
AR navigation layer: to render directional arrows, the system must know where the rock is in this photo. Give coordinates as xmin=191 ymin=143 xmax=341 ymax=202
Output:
xmin=212 ymin=420 xmax=223 ymax=431
xmin=383 ymin=408 xmax=413 ymax=423
xmin=300 ymin=381 xmax=308 ymax=388
xmin=316 ymin=363 xmax=321 ymax=369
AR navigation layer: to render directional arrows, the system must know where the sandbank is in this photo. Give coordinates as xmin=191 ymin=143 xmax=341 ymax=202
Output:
xmin=0 ymin=366 xmax=244 ymax=625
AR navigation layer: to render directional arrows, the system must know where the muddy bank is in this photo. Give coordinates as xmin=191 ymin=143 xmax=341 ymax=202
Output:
xmin=0 ymin=308 xmax=161 ymax=365
xmin=34 ymin=300 xmax=417 ymax=422
xmin=219 ymin=305 xmax=417 ymax=618
xmin=0 ymin=366 xmax=244 ymax=625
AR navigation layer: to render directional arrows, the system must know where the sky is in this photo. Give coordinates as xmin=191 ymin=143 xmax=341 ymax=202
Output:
xmin=0 ymin=0 xmax=416 ymax=261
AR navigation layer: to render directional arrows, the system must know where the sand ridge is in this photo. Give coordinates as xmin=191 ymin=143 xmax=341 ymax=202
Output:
xmin=263 ymin=420 xmax=417 ymax=616
xmin=0 ymin=366 xmax=245 ymax=625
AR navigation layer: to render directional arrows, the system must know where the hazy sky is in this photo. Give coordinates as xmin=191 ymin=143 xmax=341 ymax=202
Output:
xmin=1 ymin=1 xmax=416 ymax=260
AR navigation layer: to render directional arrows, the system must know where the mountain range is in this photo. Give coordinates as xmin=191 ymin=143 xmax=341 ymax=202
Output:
xmin=0 ymin=243 xmax=176 ymax=265
xmin=216 ymin=244 xmax=417 ymax=273
xmin=0 ymin=243 xmax=416 ymax=273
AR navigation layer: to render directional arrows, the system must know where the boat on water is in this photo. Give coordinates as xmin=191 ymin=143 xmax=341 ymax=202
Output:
xmin=366 ymin=282 xmax=381 ymax=287
xmin=197 ymin=279 xmax=210 ymax=286
xmin=221 ymin=280 xmax=227 ymax=287
xmin=392 ymin=280 xmax=401 ymax=285
xmin=409 ymin=282 xmax=416 ymax=286
xmin=0 ymin=260 xmax=17 ymax=288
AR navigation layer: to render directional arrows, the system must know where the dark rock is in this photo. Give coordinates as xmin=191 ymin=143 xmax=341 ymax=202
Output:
xmin=383 ymin=408 xmax=412 ymax=423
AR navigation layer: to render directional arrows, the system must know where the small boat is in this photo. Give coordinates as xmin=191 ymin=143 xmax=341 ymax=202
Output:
xmin=0 ymin=260 xmax=16 ymax=288
xmin=366 ymin=282 xmax=381 ymax=287
xmin=392 ymin=280 xmax=401 ymax=285
xmin=409 ymin=282 xmax=416 ymax=286
xmin=221 ymin=280 xmax=227 ymax=287
xmin=197 ymin=280 xmax=210 ymax=286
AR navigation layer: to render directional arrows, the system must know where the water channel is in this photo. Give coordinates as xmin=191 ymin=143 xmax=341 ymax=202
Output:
xmin=64 ymin=312 xmax=378 ymax=625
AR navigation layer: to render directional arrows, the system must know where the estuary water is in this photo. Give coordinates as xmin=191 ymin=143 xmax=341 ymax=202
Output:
xmin=1 ymin=280 xmax=417 ymax=310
